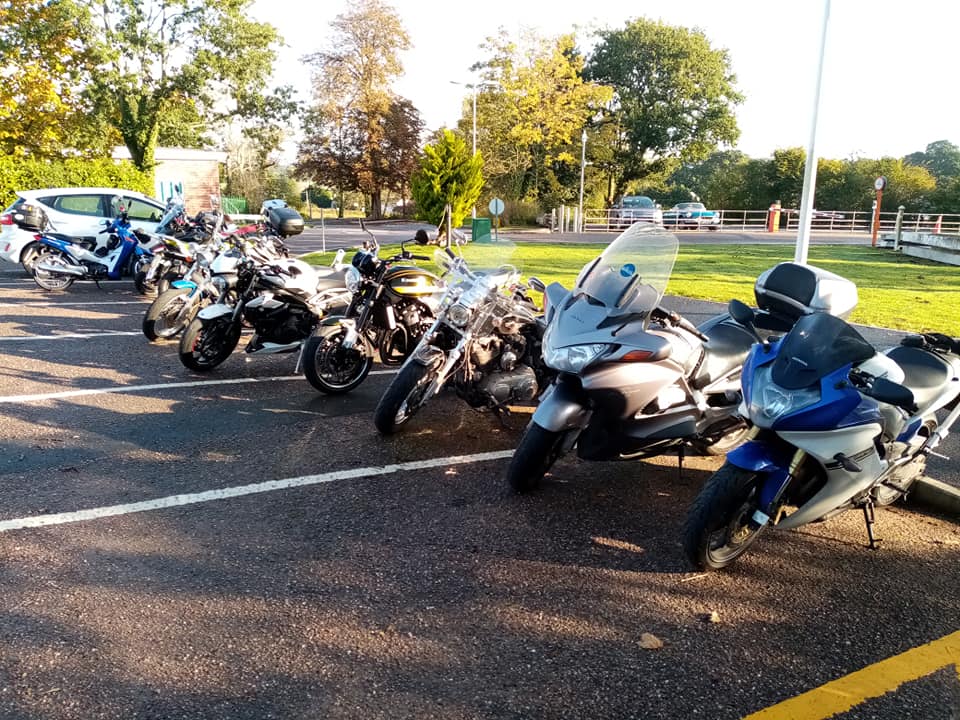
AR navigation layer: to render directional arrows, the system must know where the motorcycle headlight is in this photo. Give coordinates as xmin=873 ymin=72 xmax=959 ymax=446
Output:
xmin=543 ymin=342 xmax=611 ymax=373
xmin=345 ymin=266 xmax=361 ymax=293
xmin=446 ymin=302 xmax=471 ymax=327
xmin=748 ymin=365 xmax=821 ymax=427
xmin=212 ymin=275 xmax=229 ymax=293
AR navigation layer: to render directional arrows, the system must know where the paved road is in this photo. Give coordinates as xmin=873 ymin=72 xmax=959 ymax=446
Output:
xmin=0 ymin=266 xmax=957 ymax=719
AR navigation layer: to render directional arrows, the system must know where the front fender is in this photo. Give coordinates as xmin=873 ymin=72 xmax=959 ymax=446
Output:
xmin=171 ymin=280 xmax=197 ymax=291
xmin=726 ymin=440 xmax=790 ymax=473
xmin=197 ymin=303 xmax=233 ymax=321
xmin=411 ymin=343 xmax=445 ymax=368
xmin=531 ymin=375 xmax=591 ymax=432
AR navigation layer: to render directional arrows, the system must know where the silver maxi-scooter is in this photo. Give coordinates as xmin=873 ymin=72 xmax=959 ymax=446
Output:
xmin=505 ymin=224 xmax=853 ymax=493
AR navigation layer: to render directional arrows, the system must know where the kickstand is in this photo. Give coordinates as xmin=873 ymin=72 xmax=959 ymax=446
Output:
xmin=294 ymin=344 xmax=305 ymax=375
xmin=863 ymin=502 xmax=882 ymax=550
xmin=677 ymin=446 xmax=685 ymax=481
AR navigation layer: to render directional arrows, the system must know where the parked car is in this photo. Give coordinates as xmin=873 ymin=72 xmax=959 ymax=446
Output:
xmin=0 ymin=187 xmax=167 ymax=273
xmin=611 ymin=195 xmax=662 ymax=228
xmin=662 ymin=202 xmax=720 ymax=230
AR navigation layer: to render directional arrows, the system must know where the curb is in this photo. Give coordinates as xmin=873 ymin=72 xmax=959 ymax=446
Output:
xmin=907 ymin=477 xmax=960 ymax=518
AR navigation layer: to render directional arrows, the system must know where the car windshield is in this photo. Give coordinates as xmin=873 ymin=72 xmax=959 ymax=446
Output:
xmin=572 ymin=225 xmax=677 ymax=315
xmin=620 ymin=196 xmax=654 ymax=209
xmin=771 ymin=313 xmax=875 ymax=390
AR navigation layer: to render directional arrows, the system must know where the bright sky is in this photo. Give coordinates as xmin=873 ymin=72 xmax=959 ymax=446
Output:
xmin=250 ymin=0 xmax=958 ymax=160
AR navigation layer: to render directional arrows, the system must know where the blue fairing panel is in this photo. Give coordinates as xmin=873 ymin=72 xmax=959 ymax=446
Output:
xmin=727 ymin=441 xmax=788 ymax=473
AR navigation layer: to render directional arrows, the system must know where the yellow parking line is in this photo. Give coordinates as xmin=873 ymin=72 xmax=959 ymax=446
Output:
xmin=744 ymin=629 xmax=960 ymax=719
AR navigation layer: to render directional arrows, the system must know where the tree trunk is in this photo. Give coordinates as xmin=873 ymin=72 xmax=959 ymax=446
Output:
xmin=370 ymin=189 xmax=382 ymax=220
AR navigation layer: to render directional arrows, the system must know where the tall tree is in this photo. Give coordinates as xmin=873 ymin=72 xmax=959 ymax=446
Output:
xmin=85 ymin=0 xmax=294 ymax=170
xmin=411 ymin=130 xmax=483 ymax=231
xmin=0 ymin=0 xmax=103 ymax=157
xmin=298 ymin=0 xmax=412 ymax=219
xmin=464 ymin=32 xmax=612 ymax=206
xmin=905 ymin=140 xmax=960 ymax=183
xmin=585 ymin=18 xmax=742 ymax=203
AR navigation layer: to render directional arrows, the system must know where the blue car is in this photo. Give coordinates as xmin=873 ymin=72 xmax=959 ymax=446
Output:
xmin=662 ymin=202 xmax=720 ymax=230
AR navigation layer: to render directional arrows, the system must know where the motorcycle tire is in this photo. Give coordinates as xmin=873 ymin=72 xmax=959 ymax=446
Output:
xmin=178 ymin=317 xmax=241 ymax=371
xmin=303 ymin=327 xmax=373 ymax=394
xmin=20 ymin=242 xmax=41 ymax=275
xmin=143 ymin=287 xmax=200 ymax=341
xmin=373 ymin=360 xmax=438 ymax=435
xmin=682 ymin=463 xmax=766 ymax=571
xmin=506 ymin=421 xmax=566 ymax=493
xmin=32 ymin=251 xmax=76 ymax=291
xmin=134 ymin=270 xmax=158 ymax=296
xmin=691 ymin=423 xmax=751 ymax=456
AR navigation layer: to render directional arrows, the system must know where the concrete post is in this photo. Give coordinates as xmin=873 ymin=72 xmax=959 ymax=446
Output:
xmin=894 ymin=205 xmax=906 ymax=252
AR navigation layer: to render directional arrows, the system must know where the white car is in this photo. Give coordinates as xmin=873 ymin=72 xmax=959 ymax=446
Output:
xmin=0 ymin=187 xmax=168 ymax=272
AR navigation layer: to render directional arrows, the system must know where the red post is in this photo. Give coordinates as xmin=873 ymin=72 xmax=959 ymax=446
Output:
xmin=766 ymin=201 xmax=782 ymax=232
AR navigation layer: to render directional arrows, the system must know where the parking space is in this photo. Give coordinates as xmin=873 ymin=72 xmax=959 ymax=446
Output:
xmin=0 ymin=266 xmax=958 ymax=719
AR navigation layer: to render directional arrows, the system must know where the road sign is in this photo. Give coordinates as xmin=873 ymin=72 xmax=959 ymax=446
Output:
xmin=488 ymin=198 xmax=505 ymax=216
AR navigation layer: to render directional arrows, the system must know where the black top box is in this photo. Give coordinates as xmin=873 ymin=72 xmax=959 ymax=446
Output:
xmin=12 ymin=203 xmax=47 ymax=232
xmin=266 ymin=206 xmax=304 ymax=237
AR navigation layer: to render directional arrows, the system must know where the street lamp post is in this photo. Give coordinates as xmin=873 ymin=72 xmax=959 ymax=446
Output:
xmin=451 ymin=80 xmax=496 ymax=219
xmin=578 ymin=129 xmax=587 ymax=233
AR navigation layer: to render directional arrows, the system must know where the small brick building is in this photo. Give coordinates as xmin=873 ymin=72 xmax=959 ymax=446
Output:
xmin=112 ymin=146 xmax=227 ymax=214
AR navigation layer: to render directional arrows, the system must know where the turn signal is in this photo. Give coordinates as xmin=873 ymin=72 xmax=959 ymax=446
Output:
xmin=620 ymin=349 xmax=654 ymax=362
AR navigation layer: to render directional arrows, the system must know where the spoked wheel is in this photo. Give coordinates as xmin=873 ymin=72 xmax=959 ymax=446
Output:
xmin=506 ymin=422 xmax=569 ymax=493
xmin=373 ymin=360 xmax=438 ymax=435
xmin=178 ymin=317 xmax=241 ymax=371
xmin=32 ymin=251 xmax=77 ymax=291
xmin=303 ymin=327 xmax=373 ymax=394
xmin=683 ymin=463 xmax=767 ymax=570
xmin=143 ymin=288 xmax=201 ymax=340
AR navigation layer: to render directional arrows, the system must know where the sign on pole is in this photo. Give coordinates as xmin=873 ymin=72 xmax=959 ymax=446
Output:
xmin=489 ymin=197 xmax=505 ymax=241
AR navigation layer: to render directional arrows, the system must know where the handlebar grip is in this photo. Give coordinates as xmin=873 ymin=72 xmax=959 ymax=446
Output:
xmin=412 ymin=254 xmax=430 ymax=261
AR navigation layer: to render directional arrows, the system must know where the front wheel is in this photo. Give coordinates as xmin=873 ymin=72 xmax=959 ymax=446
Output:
xmin=178 ymin=317 xmax=241 ymax=371
xmin=32 ymin=251 xmax=76 ymax=291
xmin=143 ymin=288 xmax=200 ymax=340
xmin=373 ymin=360 xmax=438 ymax=435
xmin=506 ymin=422 xmax=567 ymax=493
xmin=303 ymin=327 xmax=373 ymax=394
xmin=134 ymin=269 xmax=157 ymax=296
xmin=682 ymin=463 xmax=766 ymax=570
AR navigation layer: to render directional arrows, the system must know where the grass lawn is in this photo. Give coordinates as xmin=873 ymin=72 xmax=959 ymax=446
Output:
xmin=302 ymin=242 xmax=960 ymax=335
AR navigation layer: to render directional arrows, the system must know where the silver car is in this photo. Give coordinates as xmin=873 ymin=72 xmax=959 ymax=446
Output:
xmin=612 ymin=195 xmax=663 ymax=228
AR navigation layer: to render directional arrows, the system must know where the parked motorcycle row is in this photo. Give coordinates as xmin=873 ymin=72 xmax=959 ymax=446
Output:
xmin=12 ymin=206 xmax=960 ymax=572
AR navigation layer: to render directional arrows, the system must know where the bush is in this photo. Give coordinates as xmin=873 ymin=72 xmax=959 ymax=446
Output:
xmin=0 ymin=156 xmax=154 ymax=208
xmin=500 ymin=200 xmax=540 ymax=226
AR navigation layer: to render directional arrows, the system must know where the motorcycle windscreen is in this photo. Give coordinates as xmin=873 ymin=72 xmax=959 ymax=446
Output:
xmin=771 ymin=312 xmax=875 ymax=390
xmin=573 ymin=225 xmax=678 ymax=317
xmin=156 ymin=201 xmax=186 ymax=235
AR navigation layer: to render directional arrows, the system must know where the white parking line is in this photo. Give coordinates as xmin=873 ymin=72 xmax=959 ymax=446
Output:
xmin=0 ymin=370 xmax=397 ymax=404
xmin=0 ymin=331 xmax=142 ymax=342
xmin=0 ymin=450 xmax=514 ymax=532
xmin=0 ymin=301 xmax=146 ymax=307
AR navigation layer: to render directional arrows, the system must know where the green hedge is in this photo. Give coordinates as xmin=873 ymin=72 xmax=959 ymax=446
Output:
xmin=0 ymin=156 xmax=154 ymax=208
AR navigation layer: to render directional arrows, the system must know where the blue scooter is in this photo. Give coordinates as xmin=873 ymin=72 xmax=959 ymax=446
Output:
xmin=24 ymin=201 xmax=158 ymax=291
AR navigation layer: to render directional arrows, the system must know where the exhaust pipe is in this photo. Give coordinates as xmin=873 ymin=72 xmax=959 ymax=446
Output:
xmin=35 ymin=261 xmax=85 ymax=276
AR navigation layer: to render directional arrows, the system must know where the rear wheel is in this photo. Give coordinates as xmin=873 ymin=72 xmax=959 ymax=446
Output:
xmin=143 ymin=288 xmax=200 ymax=340
xmin=303 ymin=327 xmax=373 ymax=394
xmin=20 ymin=242 xmax=42 ymax=274
xmin=373 ymin=360 xmax=438 ymax=435
xmin=178 ymin=317 xmax=241 ymax=371
xmin=32 ymin=251 xmax=76 ymax=291
xmin=683 ymin=463 xmax=766 ymax=570
xmin=506 ymin=422 xmax=567 ymax=493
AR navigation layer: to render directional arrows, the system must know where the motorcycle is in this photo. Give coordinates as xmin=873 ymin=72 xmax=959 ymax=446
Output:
xmin=373 ymin=233 xmax=548 ymax=434
xmin=302 ymin=221 xmax=442 ymax=394
xmin=683 ymin=305 xmax=960 ymax=570
xmin=504 ymin=226 xmax=840 ymax=494
xmin=177 ymin=254 xmax=350 ymax=372
xmin=24 ymin=200 xmax=159 ymax=291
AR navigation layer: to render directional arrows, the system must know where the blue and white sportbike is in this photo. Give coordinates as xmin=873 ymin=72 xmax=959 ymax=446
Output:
xmin=683 ymin=305 xmax=960 ymax=570
xmin=29 ymin=203 xmax=156 ymax=291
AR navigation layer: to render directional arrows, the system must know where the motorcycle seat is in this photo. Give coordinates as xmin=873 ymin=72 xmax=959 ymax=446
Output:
xmin=46 ymin=233 xmax=96 ymax=250
xmin=315 ymin=269 xmax=347 ymax=292
xmin=884 ymin=346 xmax=953 ymax=411
xmin=692 ymin=318 xmax=755 ymax=389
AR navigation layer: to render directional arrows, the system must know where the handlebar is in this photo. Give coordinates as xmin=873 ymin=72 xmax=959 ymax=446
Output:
xmin=656 ymin=307 xmax=709 ymax=341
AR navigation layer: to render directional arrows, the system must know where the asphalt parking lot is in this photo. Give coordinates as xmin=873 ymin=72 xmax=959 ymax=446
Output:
xmin=0 ymin=261 xmax=958 ymax=720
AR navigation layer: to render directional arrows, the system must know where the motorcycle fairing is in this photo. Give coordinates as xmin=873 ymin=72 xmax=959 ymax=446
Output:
xmin=531 ymin=374 xmax=592 ymax=432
